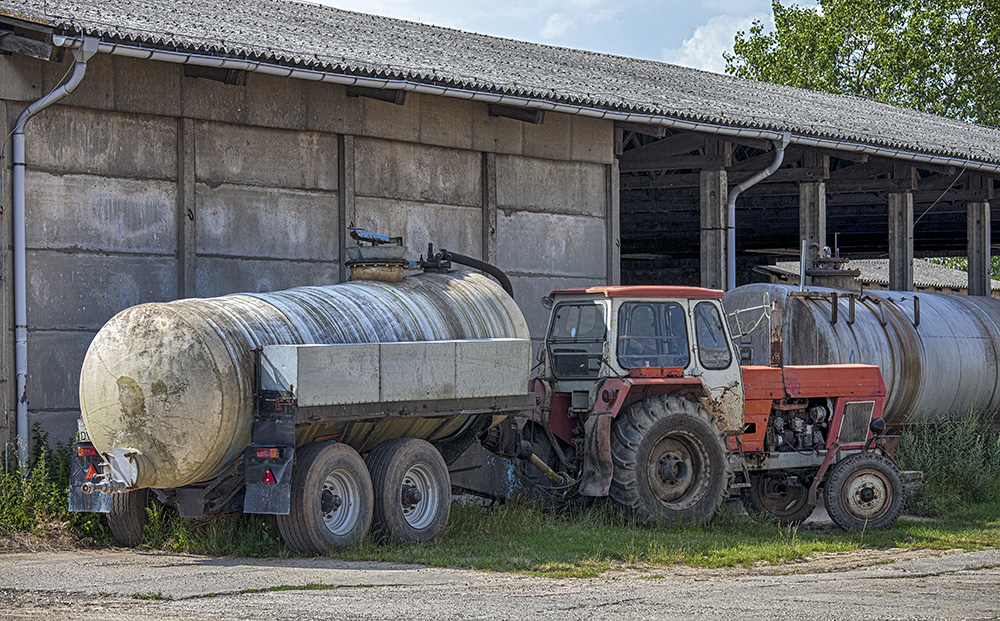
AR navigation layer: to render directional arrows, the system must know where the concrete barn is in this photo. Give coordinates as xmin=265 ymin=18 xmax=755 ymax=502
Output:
xmin=2 ymin=0 xmax=1000 ymax=466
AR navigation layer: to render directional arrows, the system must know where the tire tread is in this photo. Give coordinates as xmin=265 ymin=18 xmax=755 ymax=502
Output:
xmin=277 ymin=442 xmax=373 ymax=554
xmin=107 ymin=489 xmax=149 ymax=547
xmin=823 ymin=452 xmax=904 ymax=530
xmin=609 ymin=395 xmax=730 ymax=525
xmin=366 ymin=438 xmax=450 ymax=543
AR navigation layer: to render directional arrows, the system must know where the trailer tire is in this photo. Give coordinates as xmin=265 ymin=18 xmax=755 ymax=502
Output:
xmin=744 ymin=473 xmax=814 ymax=525
xmin=366 ymin=438 xmax=450 ymax=543
xmin=107 ymin=489 xmax=149 ymax=547
xmin=277 ymin=442 xmax=373 ymax=554
xmin=610 ymin=395 xmax=729 ymax=526
xmin=824 ymin=452 xmax=904 ymax=530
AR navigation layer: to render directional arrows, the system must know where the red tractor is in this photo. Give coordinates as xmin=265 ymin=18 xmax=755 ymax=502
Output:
xmin=483 ymin=285 xmax=911 ymax=530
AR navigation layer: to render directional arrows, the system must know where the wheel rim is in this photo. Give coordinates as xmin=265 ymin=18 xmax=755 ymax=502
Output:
xmin=400 ymin=463 xmax=438 ymax=530
xmin=321 ymin=468 xmax=362 ymax=535
xmin=647 ymin=432 xmax=709 ymax=507
xmin=754 ymin=475 xmax=808 ymax=516
xmin=839 ymin=467 xmax=893 ymax=522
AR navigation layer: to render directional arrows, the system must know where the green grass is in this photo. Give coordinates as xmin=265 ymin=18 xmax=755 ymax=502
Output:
xmin=3 ymin=422 xmax=999 ymax=578
xmin=141 ymin=502 xmax=289 ymax=558
xmin=323 ymin=500 xmax=1000 ymax=578
xmin=269 ymin=583 xmax=337 ymax=592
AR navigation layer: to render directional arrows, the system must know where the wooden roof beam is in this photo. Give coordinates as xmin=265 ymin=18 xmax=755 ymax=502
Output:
xmin=618 ymin=130 xmax=706 ymax=161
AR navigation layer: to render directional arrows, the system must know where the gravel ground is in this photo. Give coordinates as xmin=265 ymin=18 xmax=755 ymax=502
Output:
xmin=1 ymin=548 xmax=999 ymax=620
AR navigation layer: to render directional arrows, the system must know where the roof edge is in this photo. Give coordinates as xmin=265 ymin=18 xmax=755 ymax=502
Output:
xmin=48 ymin=33 xmax=1000 ymax=174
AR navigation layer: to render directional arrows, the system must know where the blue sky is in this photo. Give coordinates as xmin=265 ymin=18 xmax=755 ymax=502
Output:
xmin=312 ymin=0 xmax=785 ymax=74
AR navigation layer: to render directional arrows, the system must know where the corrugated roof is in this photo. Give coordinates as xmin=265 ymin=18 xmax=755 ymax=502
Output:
xmin=3 ymin=0 xmax=1000 ymax=167
xmin=769 ymin=259 xmax=1000 ymax=291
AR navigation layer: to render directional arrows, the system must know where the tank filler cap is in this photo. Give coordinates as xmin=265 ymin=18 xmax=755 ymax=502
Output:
xmin=346 ymin=228 xmax=408 ymax=282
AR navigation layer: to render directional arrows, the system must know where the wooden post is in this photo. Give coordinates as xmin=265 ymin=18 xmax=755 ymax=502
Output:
xmin=888 ymin=192 xmax=914 ymax=292
xmin=968 ymin=200 xmax=991 ymax=297
xmin=700 ymin=168 xmax=727 ymax=290
xmin=798 ymin=181 xmax=826 ymax=286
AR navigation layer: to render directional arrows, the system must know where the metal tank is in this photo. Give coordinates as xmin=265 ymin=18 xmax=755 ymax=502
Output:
xmin=79 ymin=270 xmax=530 ymax=490
xmin=724 ymin=283 xmax=1000 ymax=425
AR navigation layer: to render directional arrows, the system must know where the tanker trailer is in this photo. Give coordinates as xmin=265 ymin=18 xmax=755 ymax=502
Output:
xmin=69 ymin=237 xmax=534 ymax=554
xmin=724 ymin=282 xmax=1000 ymax=426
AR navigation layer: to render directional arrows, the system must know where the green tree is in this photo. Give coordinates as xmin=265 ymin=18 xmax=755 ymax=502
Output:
xmin=725 ymin=0 xmax=1000 ymax=128
xmin=926 ymin=256 xmax=1000 ymax=280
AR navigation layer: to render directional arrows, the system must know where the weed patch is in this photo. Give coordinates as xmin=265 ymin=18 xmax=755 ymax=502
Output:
xmin=1 ymin=429 xmax=108 ymax=544
xmin=131 ymin=591 xmax=171 ymax=600
xmin=897 ymin=411 xmax=1000 ymax=515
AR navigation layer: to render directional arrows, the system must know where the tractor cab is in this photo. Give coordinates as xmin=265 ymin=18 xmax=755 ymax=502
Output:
xmin=540 ymin=286 xmax=745 ymax=433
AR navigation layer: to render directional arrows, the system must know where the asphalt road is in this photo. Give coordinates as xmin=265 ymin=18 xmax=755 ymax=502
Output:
xmin=1 ymin=548 xmax=999 ymax=620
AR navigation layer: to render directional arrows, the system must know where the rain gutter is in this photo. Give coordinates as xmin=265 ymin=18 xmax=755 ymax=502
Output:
xmin=50 ymin=35 xmax=1000 ymax=175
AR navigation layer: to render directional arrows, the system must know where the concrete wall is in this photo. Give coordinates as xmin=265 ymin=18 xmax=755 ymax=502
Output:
xmin=0 ymin=51 xmax=617 ymax=451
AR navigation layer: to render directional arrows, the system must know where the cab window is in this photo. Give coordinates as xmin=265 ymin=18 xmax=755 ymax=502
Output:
xmin=548 ymin=303 xmax=606 ymax=379
xmin=694 ymin=302 xmax=733 ymax=369
xmin=616 ymin=302 xmax=689 ymax=369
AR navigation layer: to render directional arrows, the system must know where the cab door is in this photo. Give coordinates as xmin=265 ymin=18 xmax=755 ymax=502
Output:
xmin=690 ymin=300 xmax=745 ymax=433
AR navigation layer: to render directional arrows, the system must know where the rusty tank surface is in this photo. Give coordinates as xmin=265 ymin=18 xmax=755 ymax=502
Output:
xmin=724 ymin=282 xmax=1000 ymax=425
xmin=79 ymin=270 xmax=530 ymax=490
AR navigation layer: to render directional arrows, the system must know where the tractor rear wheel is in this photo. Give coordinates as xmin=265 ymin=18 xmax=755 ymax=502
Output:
xmin=609 ymin=395 xmax=730 ymax=526
xmin=744 ymin=473 xmax=814 ymax=525
xmin=824 ymin=452 xmax=904 ymax=530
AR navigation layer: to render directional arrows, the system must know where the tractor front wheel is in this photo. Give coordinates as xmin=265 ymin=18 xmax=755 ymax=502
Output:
xmin=823 ymin=452 xmax=904 ymax=530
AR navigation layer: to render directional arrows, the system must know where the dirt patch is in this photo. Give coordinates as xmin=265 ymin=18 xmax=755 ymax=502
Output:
xmin=0 ymin=522 xmax=92 ymax=554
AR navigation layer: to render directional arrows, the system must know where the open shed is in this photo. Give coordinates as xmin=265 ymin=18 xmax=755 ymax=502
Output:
xmin=1 ymin=0 xmax=999 ymax=456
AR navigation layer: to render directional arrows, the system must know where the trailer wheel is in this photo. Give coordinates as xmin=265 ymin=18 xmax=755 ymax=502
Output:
xmin=366 ymin=438 xmax=450 ymax=543
xmin=107 ymin=489 xmax=149 ymax=547
xmin=609 ymin=395 xmax=729 ymax=526
xmin=824 ymin=452 xmax=904 ymax=530
xmin=277 ymin=442 xmax=373 ymax=554
xmin=744 ymin=473 xmax=814 ymax=525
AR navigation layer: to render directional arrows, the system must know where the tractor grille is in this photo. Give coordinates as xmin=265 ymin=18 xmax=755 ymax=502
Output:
xmin=838 ymin=400 xmax=875 ymax=444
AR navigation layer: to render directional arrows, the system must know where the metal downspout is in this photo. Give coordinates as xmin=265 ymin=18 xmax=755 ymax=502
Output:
xmin=12 ymin=38 xmax=97 ymax=467
xmin=726 ymin=132 xmax=790 ymax=291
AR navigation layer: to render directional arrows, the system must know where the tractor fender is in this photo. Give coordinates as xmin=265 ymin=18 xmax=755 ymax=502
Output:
xmin=578 ymin=376 xmax=711 ymax=497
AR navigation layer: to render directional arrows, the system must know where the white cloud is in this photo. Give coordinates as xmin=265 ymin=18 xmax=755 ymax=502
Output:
xmin=541 ymin=12 xmax=572 ymax=38
xmin=661 ymin=13 xmax=771 ymax=74
xmin=536 ymin=0 xmax=619 ymax=41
